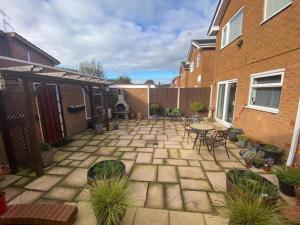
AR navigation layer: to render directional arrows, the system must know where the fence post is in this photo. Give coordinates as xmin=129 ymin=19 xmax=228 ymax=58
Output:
xmin=177 ymin=88 xmax=180 ymax=109
xmin=147 ymin=86 xmax=150 ymax=119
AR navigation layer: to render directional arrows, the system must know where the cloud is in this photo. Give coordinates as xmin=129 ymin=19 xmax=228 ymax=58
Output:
xmin=0 ymin=0 xmax=218 ymax=77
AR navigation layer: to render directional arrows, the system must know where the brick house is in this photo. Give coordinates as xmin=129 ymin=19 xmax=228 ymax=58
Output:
xmin=178 ymin=61 xmax=190 ymax=87
xmin=186 ymin=39 xmax=216 ymax=88
xmin=208 ymin=0 xmax=300 ymax=164
xmin=0 ymin=31 xmax=108 ymax=172
xmin=170 ymin=75 xmax=180 ymax=88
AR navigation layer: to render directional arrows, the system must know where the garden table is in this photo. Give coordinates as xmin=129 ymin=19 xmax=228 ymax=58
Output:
xmin=190 ymin=123 xmax=214 ymax=152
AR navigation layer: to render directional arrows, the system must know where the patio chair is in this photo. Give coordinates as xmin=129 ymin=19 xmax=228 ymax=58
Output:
xmin=203 ymin=128 xmax=230 ymax=162
xmin=183 ymin=116 xmax=200 ymax=143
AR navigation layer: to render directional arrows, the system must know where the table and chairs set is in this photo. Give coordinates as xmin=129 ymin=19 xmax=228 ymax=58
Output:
xmin=183 ymin=116 xmax=230 ymax=162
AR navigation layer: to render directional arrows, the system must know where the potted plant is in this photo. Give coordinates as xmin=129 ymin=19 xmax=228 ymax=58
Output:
xmin=228 ymin=128 xmax=243 ymax=142
xmin=274 ymin=166 xmax=300 ymax=197
xmin=150 ymin=103 xmax=161 ymax=119
xmin=94 ymin=117 xmax=104 ymax=134
xmin=190 ymin=101 xmax=204 ymax=118
xmin=90 ymin=178 xmax=129 ymax=225
xmin=112 ymin=122 xmax=119 ymax=130
xmin=295 ymin=185 xmax=300 ymax=206
xmin=237 ymin=134 xmax=250 ymax=148
xmin=40 ymin=142 xmax=55 ymax=167
xmin=252 ymin=153 xmax=265 ymax=169
xmin=257 ymin=144 xmax=283 ymax=164
xmin=248 ymin=138 xmax=259 ymax=152
xmin=87 ymin=160 xmax=126 ymax=184
xmin=0 ymin=190 xmax=7 ymax=215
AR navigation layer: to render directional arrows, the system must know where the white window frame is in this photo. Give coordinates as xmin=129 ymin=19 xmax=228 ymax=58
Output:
xmin=196 ymin=55 xmax=200 ymax=67
xmin=197 ymin=75 xmax=202 ymax=83
xmin=262 ymin=0 xmax=293 ymax=24
xmin=247 ymin=68 xmax=285 ymax=114
xmin=190 ymin=61 xmax=194 ymax=72
xmin=221 ymin=7 xmax=244 ymax=49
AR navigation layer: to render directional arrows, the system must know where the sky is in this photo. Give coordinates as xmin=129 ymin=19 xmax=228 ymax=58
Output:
xmin=0 ymin=0 xmax=218 ymax=84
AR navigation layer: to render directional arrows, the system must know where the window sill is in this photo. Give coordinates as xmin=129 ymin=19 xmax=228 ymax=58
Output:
xmin=260 ymin=1 xmax=293 ymax=25
xmin=220 ymin=35 xmax=242 ymax=50
xmin=244 ymin=105 xmax=279 ymax=114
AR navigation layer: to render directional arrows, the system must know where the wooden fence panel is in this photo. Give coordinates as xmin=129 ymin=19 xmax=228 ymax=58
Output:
xmin=179 ymin=87 xmax=211 ymax=116
xmin=149 ymin=88 xmax=178 ymax=109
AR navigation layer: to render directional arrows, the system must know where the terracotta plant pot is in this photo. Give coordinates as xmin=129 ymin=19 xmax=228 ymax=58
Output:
xmin=263 ymin=164 xmax=271 ymax=172
xmin=245 ymin=160 xmax=252 ymax=168
xmin=136 ymin=113 xmax=142 ymax=121
xmin=0 ymin=191 xmax=7 ymax=215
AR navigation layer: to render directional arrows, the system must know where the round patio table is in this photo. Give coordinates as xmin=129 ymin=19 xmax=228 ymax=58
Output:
xmin=190 ymin=123 xmax=215 ymax=152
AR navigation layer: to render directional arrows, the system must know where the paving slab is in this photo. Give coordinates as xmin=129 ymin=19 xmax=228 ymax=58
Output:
xmin=79 ymin=156 xmax=98 ymax=168
xmin=96 ymin=146 xmax=117 ymax=155
xmin=122 ymin=152 xmax=138 ymax=160
xmin=121 ymin=160 xmax=135 ymax=175
xmin=170 ymin=211 xmax=205 ymax=225
xmin=74 ymin=202 xmax=97 ymax=225
xmin=158 ymin=166 xmax=177 ymax=183
xmin=75 ymin=188 xmax=91 ymax=201
xmin=146 ymin=183 xmax=164 ymax=208
xmin=136 ymin=147 xmax=154 ymax=153
xmin=61 ymin=168 xmax=88 ymax=187
xmin=165 ymin=184 xmax=183 ymax=210
xmin=201 ymin=161 xmax=222 ymax=171
xmin=46 ymin=166 xmax=73 ymax=175
xmin=219 ymin=161 xmax=245 ymax=169
xmin=134 ymin=208 xmax=169 ymax=225
xmin=204 ymin=214 xmax=229 ymax=225
xmin=130 ymin=140 xmax=147 ymax=147
xmin=178 ymin=167 xmax=205 ymax=179
xmin=116 ymin=140 xmax=131 ymax=147
xmin=0 ymin=175 xmax=21 ymax=188
xmin=208 ymin=192 xmax=225 ymax=207
xmin=121 ymin=208 xmax=137 ymax=225
xmin=80 ymin=146 xmax=98 ymax=153
xmin=182 ymin=191 xmax=213 ymax=213
xmin=152 ymin=158 xmax=164 ymax=164
xmin=68 ymin=152 xmax=90 ymax=161
xmin=168 ymin=149 xmax=180 ymax=159
xmin=130 ymin=165 xmax=157 ymax=182
xmin=136 ymin=152 xmax=153 ymax=163
xmin=45 ymin=186 xmax=80 ymax=201
xmin=9 ymin=190 xmax=44 ymax=205
xmin=12 ymin=177 xmax=34 ymax=187
xmin=128 ymin=181 xmax=148 ymax=207
xmin=25 ymin=175 xmax=63 ymax=191
xmin=154 ymin=149 xmax=168 ymax=158
xmin=166 ymin=159 xmax=188 ymax=166
xmin=117 ymin=147 xmax=136 ymax=152
xmin=206 ymin=172 xmax=226 ymax=192
xmin=188 ymin=160 xmax=201 ymax=167
xmin=54 ymin=151 xmax=72 ymax=162
xmin=180 ymin=179 xmax=211 ymax=191
xmin=4 ymin=187 xmax=24 ymax=201
xmin=67 ymin=140 xmax=89 ymax=147
xmin=180 ymin=150 xmax=202 ymax=160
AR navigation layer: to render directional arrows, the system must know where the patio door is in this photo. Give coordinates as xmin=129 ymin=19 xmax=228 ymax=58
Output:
xmin=216 ymin=80 xmax=237 ymax=127
xmin=36 ymin=84 xmax=64 ymax=144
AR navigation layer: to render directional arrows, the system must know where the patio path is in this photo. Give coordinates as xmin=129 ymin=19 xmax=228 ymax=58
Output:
xmin=0 ymin=119 xmax=291 ymax=225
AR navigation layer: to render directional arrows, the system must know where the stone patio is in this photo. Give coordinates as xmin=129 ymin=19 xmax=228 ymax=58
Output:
xmin=0 ymin=119 xmax=290 ymax=225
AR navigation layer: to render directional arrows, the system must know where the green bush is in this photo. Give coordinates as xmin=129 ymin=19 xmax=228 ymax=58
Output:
xmin=190 ymin=102 xmax=204 ymax=113
xmin=40 ymin=142 xmax=54 ymax=151
xmin=260 ymin=144 xmax=283 ymax=153
xmin=225 ymin=193 xmax=283 ymax=225
xmin=274 ymin=166 xmax=300 ymax=185
xmin=150 ymin=103 xmax=161 ymax=115
xmin=90 ymin=178 xmax=129 ymax=225
xmin=90 ymin=160 xmax=125 ymax=180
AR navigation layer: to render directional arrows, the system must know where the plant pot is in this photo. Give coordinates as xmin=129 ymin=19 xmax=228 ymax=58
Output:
xmin=278 ymin=179 xmax=296 ymax=197
xmin=263 ymin=164 xmax=271 ymax=172
xmin=95 ymin=123 xmax=104 ymax=134
xmin=136 ymin=113 xmax=142 ymax=121
xmin=112 ymin=123 xmax=119 ymax=130
xmin=87 ymin=160 xmax=126 ymax=184
xmin=41 ymin=149 xmax=55 ymax=167
xmin=295 ymin=185 xmax=300 ymax=206
xmin=245 ymin=160 xmax=252 ymax=168
xmin=0 ymin=191 xmax=7 ymax=215
xmin=257 ymin=144 xmax=283 ymax=164
xmin=238 ymin=139 xmax=247 ymax=148
xmin=253 ymin=162 xmax=262 ymax=169
xmin=228 ymin=128 xmax=243 ymax=142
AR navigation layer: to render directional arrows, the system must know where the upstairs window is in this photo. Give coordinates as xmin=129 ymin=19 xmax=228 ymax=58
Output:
xmin=196 ymin=55 xmax=200 ymax=67
xmin=221 ymin=7 xmax=244 ymax=48
xmin=190 ymin=61 xmax=194 ymax=72
xmin=264 ymin=0 xmax=292 ymax=21
xmin=248 ymin=69 xmax=284 ymax=113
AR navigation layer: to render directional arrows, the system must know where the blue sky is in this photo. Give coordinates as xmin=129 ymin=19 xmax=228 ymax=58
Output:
xmin=0 ymin=0 xmax=218 ymax=84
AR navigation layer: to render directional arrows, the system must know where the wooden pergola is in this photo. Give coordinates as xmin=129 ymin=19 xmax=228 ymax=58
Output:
xmin=0 ymin=56 xmax=110 ymax=177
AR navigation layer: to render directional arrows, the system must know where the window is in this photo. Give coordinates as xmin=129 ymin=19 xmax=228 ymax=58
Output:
xmin=221 ymin=8 xmax=243 ymax=48
xmin=190 ymin=61 xmax=194 ymax=72
xmin=196 ymin=55 xmax=200 ymax=67
xmin=264 ymin=0 xmax=292 ymax=21
xmin=248 ymin=69 xmax=284 ymax=113
xmin=93 ymin=87 xmax=102 ymax=108
xmin=197 ymin=75 xmax=202 ymax=83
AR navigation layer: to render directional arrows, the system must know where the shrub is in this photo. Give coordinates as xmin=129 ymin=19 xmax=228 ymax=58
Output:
xmin=150 ymin=103 xmax=161 ymax=115
xmin=190 ymin=102 xmax=204 ymax=113
xmin=40 ymin=142 xmax=54 ymax=151
xmin=90 ymin=178 xmax=129 ymax=225
xmin=274 ymin=166 xmax=300 ymax=185
xmin=225 ymin=192 xmax=283 ymax=225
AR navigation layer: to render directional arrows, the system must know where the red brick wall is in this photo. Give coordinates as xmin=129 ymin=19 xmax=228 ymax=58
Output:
xmin=212 ymin=0 xmax=300 ymax=157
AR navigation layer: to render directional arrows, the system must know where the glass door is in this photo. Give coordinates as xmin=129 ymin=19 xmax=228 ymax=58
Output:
xmin=216 ymin=80 xmax=237 ymax=126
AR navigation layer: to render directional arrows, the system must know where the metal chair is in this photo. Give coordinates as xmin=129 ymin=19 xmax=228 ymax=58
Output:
xmin=183 ymin=116 xmax=199 ymax=143
xmin=204 ymin=128 xmax=230 ymax=161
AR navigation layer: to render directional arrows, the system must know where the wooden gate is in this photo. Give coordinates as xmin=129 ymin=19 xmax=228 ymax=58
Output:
xmin=0 ymin=80 xmax=32 ymax=171
xmin=36 ymin=85 xmax=63 ymax=144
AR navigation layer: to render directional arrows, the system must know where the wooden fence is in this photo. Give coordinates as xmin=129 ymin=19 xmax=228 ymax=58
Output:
xmin=150 ymin=87 xmax=211 ymax=116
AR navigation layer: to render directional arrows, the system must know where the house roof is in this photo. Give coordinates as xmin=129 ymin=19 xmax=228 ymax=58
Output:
xmin=5 ymin=32 xmax=60 ymax=65
xmin=0 ymin=55 xmax=109 ymax=85
xmin=207 ymin=0 xmax=230 ymax=36
xmin=186 ymin=39 xmax=216 ymax=61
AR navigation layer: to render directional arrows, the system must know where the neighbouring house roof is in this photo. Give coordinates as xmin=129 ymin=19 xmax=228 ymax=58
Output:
xmin=0 ymin=55 xmax=109 ymax=85
xmin=171 ymin=75 xmax=180 ymax=83
xmin=186 ymin=39 xmax=216 ymax=61
xmin=109 ymin=84 xmax=155 ymax=89
xmin=207 ymin=0 xmax=230 ymax=36
xmin=5 ymin=32 xmax=60 ymax=65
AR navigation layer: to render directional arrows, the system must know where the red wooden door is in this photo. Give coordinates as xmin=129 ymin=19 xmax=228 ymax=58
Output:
xmin=37 ymin=85 xmax=63 ymax=144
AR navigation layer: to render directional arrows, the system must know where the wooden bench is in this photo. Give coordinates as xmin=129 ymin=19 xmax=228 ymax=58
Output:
xmin=0 ymin=204 xmax=78 ymax=225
